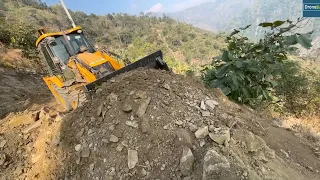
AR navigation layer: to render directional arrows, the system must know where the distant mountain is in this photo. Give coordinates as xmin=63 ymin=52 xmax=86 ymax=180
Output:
xmin=168 ymin=0 xmax=320 ymax=39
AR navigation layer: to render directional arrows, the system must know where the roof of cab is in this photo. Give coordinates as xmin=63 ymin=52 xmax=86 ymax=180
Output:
xmin=36 ymin=26 xmax=82 ymax=47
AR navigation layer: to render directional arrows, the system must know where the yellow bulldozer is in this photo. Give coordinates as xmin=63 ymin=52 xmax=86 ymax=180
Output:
xmin=36 ymin=27 xmax=169 ymax=111
xmin=35 ymin=1 xmax=169 ymax=111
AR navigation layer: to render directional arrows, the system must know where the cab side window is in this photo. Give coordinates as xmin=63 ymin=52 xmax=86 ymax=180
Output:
xmin=40 ymin=44 xmax=59 ymax=74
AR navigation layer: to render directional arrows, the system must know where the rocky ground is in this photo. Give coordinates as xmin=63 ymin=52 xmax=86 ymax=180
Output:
xmin=0 ymin=69 xmax=320 ymax=180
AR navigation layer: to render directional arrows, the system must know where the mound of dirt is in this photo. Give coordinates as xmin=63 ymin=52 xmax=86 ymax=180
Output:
xmin=1 ymin=69 xmax=319 ymax=180
xmin=54 ymin=69 xmax=319 ymax=180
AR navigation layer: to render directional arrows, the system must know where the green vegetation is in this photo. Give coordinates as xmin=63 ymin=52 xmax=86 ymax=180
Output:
xmin=203 ymin=19 xmax=320 ymax=117
xmin=0 ymin=0 xmax=226 ymax=73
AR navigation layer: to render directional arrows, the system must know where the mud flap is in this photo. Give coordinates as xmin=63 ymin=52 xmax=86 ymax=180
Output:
xmin=83 ymin=50 xmax=170 ymax=91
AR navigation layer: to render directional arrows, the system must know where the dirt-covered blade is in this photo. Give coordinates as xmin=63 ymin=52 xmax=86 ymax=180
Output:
xmin=84 ymin=50 xmax=169 ymax=91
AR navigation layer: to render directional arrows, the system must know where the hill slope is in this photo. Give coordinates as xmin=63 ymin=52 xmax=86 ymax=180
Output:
xmin=0 ymin=0 xmax=226 ymax=73
xmin=169 ymin=0 xmax=320 ymax=39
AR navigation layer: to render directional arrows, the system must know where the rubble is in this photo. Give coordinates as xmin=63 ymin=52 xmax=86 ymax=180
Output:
xmin=2 ymin=69 xmax=318 ymax=180
xmin=208 ymin=127 xmax=231 ymax=146
xmin=122 ymin=101 xmax=133 ymax=113
xmin=205 ymin=100 xmax=219 ymax=110
xmin=75 ymin=144 xmax=82 ymax=152
xmin=203 ymin=149 xmax=230 ymax=180
xmin=128 ymin=149 xmax=138 ymax=169
xmin=180 ymin=147 xmax=194 ymax=176
xmin=125 ymin=121 xmax=138 ymax=128
xmin=201 ymin=111 xmax=211 ymax=117
xmin=195 ymin=126 xmax=209 ymax=139
xmin=136 ymin=97 xmax=151 ymax=117
xmin=141 ymin=116 xmax=151 ymax=133
xmin=109 ymin=135 xmax=119 ymax=143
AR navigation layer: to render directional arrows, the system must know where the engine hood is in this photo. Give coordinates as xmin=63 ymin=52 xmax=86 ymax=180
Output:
xmin=76 ymin=52 xmax=107 ymax=67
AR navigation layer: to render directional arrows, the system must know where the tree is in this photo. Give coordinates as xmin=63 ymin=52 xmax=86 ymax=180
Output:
xmin=203 ymin=19 xmax=313 ymax=105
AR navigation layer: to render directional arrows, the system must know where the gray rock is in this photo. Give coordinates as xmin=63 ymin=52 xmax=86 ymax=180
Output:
xmin=136 ymin=97 xmax=151 ymax=117
xmin=180 ymin=147 xmax=194 ymax=176
xmin=141 ymin=168 xmax=148 ymax=176
xmin=161 ymin=164 xmax=166 ymax=171
xmin=80 ymin=148 xmax=90 ymax=158
xmin=122 ymin=102 xmax=133 ymax=113
xmin=200 ymin=101 xmax=206 ymax=110
xmin=205 ymin=100 xmax=219 ymax=110
xmin=116 ymin=144 xmax=124 ymax=152
xmin=108 ymin=93 xmax=118 ymax=103
xmin=74 ymin=144 xmax=82 ymax=152
xmin=121 ymin=140 xmax=129 ymax=147
xmin=135 ymin=90 xmax=148 ymax=99
xmin=195 ymin=126 xmax=209 ymax=139
xmin=128 ymin=149 xmax=139 ymax=169
xmin=163 ymin=83 xmax=171 ymax=90
xmin=200 ymin=139 xmax=206 ymax=147
xmin=243 ymin=131 xmax=266 ymax=152
xmin=175 ymin=120 xmax=184 ymax=126
xmin=203 ymin=149 xmax=230 ymax=180
xmin=126 ymin=121 xmax=138 ymax=128
xmin=188 ymin=123 xmax=198 ymax=132
xmin=201 ymin=111 xmax=210 ymax=117
xmin=97 ymin=102 xmax=104 ymax=116
xmin=141 ymin=116 xmax=151 ymax=133
xmin=89 ymin=163 xmax=95 ymax=171
xmin=209 ymin=128 xmax=231 ymax=146
xmin=109 ymin=135 xmax=119 ymax=143
xmin=108 ymin=125 xmax=115 ymax=131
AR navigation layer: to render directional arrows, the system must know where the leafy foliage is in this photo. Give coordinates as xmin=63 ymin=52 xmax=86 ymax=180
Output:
xmin=203 ymin=19 xmax=314 ymax=105
xmin=0 ymin=0 xmax=226 ymax=73
xmin=0 ymin=21 xmax=38 ymax=58
xmin=274 ymin=61 xmax=320 ymax=117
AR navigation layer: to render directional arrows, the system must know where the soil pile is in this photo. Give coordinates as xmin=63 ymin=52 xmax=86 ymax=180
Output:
xmin=1 ymin=69 xmax=319 ymax=180
xmin=56 ymin=69 xmax=320 ymax=180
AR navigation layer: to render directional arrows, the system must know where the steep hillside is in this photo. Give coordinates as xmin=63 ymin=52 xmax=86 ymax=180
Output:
xmin=169 ymin=0 xmax=320 ymax=39
xmin=0 ymin=0 xmax=226 ymax=73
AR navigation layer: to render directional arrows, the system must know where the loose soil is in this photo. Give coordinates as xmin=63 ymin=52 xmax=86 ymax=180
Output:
xmin=0 ymin=68 xmax=319 ymax=180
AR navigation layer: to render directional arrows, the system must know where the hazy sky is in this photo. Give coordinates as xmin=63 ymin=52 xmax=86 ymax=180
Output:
xmin=43 ymin=0 xmax=212 ymax=15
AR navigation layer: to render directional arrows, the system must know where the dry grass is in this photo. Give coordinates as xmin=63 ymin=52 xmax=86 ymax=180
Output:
xmin=282 ymin=116 xmax=320 ymax=143
xmin=0 ymin=48 xmax=43 ymax=72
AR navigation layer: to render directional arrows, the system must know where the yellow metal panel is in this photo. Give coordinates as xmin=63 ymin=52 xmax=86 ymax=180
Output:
xmin=94 ymin=51 xmax=124 ymax=70
xmin=75 ymin=63 xmax=97 ymax=83
xmin=43 ymin=76 xmax=67 ymax=107
xmin=36 ymin=26 xmax=82 ymax=47
xmin=77 ymin=52 xmax=106 ymax=67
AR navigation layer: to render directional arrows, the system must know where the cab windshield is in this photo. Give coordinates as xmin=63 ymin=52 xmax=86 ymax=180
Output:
xmin=49 ymin=33 xmax=95 ymax=64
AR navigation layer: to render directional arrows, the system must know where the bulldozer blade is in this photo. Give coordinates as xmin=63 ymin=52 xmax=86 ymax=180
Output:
xmin=84 ymin=50 xmax=169 ymax=91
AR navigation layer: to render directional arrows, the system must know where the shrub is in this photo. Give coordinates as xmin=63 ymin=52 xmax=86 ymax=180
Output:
xmin=202 ymin=19 xmax=313 ymax=107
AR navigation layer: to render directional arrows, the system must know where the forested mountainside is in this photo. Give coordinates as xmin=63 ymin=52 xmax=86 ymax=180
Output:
xmin=169 ymin=0 xmax=320 ymax=39
xmin=0 ymin=0 xmax=226 ymax=73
